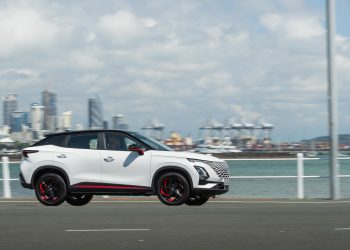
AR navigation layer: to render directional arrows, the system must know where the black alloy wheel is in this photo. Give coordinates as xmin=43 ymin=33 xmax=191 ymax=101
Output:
xmin=35 ymin=173 xmax=67 ymax=206
xmin=156 ymin=172 xmax=189 ymax=206
xmin=66 ymin=194 xmax=93 ymax=206
xmin=185 ymin=195 xmax=210 ymax=206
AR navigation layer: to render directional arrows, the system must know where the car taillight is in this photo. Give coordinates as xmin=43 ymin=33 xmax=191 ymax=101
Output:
xmin=22 ymin=149 xmax=39 ymax=158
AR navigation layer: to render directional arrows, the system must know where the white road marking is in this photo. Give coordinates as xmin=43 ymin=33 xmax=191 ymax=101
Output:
xmin=65 ymin=229 xmax=150 ymax=232
xmin=334 ymin=228 xmax=350 ymax=231
xmin=224 ymin=158 xmax=320 ymax=161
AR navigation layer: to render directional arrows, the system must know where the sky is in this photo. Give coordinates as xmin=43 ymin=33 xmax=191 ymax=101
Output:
xmin=0 ymin=0 xmax=349 ymax=142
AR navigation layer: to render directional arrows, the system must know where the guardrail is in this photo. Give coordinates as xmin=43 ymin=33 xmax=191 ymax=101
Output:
xmin=1 ymin=154 xmax=350 ymax=198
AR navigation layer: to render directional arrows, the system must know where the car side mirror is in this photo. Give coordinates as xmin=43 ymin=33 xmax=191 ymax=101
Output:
xmin=129 ymin=147 xmax=144 ymax=155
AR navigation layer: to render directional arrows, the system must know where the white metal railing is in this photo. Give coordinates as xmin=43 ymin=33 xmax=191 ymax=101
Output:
xmin=2 ymin=154 xmax=350 ymax=198
xmin=229 ymin=153 xmax=350 ymax=199
xmin=1 ymin=157 xmax=12 ymax=198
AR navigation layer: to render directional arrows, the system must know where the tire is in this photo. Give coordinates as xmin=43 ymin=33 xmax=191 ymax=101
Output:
xmin=35 ymin=173 xmax=67 ymax=206
xmin=66 ymin=194 xmax=93 ymax=206
xmin=185 ymin=195 xmax=209 ymax=206
xmin=156 ymin=172 xmax=190 ymax=206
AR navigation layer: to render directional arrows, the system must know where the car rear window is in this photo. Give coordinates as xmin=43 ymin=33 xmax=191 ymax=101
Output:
xmin=32 ymin=135 xmax=66 ymax=147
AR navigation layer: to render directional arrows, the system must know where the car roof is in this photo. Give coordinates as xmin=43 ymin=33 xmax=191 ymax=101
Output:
xmin=46 ymin=130 xmax=135 ymax=137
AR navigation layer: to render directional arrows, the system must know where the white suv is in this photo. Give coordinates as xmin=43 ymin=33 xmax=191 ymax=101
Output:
xmin=20 ymin=130 xmax=229 ymax=206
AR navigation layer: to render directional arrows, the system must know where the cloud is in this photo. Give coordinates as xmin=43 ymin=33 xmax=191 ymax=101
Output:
xmin=0 ymin=1 xmax=350 ymax=141
xmin=98 ymin=10 xmax=157 ymax=43
xmin=0 ymin=68 xmax=40 ymax=80
xmin=0 ymin=7 xmax=59 ymax=57
xmin=69 ymin=50 xmax=104 ymax=70
xmin=260 ymin=13 xmax=324 ymax=39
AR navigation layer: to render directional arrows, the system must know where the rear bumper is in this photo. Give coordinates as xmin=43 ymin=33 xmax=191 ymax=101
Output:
xmin=192 ymin=183 xmax=229 ymax=196
xmin=19 ymin=172 xmax=32 ymax=189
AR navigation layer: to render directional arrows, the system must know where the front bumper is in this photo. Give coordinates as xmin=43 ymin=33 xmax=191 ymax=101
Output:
xmin=192 ymin=183 xmax=229 ymax=196
xmin=19 ymin=172 xmax=32 ymax=189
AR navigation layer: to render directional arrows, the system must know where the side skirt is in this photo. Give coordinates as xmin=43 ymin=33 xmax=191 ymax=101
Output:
xmin=69 ymin=182 xmax=153 ymax=196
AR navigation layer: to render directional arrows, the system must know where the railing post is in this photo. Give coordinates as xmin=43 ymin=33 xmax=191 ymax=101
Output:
xmin=2 ymin=156 xmax=12 ymax=198
xmin=297 ymin=153 xmax=304 ymax=199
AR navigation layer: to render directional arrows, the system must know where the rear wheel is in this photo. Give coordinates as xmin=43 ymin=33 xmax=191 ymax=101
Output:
xmin=156 ymin=172 xmax=189 ymax=206
xmin=185 ymin=195 xmax=209 ymax=206
xmin=35 ymin=173 xmax=67 ymax=206
xmin=66 ymin=194 xmax=93 ymax=206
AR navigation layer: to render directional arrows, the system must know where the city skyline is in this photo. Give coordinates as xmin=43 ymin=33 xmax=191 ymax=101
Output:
xmin=0 ymin=1 xmax=349 ymax=142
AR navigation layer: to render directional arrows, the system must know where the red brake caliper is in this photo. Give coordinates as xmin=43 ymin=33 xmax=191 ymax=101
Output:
xmin=160 ymin=178 xmax=170 ymax=198
xmin=39 ymin=182 xmax=49 ymax=200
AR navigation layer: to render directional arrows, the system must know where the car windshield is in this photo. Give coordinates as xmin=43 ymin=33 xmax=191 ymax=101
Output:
xmin=130 ymin=132 xmax=172 ymax=151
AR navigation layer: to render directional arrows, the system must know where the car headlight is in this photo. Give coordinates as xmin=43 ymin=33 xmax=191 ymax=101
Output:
xmin=194 ymin=166 xmax=209 ymax=180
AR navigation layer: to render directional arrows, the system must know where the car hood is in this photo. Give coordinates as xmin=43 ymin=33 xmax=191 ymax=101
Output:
xmin=150 ymin=150 xmax=224 ymax=162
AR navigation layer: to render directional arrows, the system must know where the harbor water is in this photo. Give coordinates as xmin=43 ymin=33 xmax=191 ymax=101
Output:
xmin=2 ymin=158 xmax=350 ymax=198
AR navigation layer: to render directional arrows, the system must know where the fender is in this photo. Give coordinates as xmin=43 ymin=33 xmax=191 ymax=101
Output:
xmin=151 ymin=166 xmax=194 ymax=191
xmin=31 ymin=165 xmax=71 ymax=187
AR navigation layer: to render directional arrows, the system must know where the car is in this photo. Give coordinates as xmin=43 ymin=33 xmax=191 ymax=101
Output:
xmin=19 ymin=130 xmax=230 ymax=206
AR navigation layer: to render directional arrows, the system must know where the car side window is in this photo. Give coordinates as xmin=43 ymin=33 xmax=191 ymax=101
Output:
xmin=67 ymin=133 xmax=98 ymax=149
xmin=105 ymin=133 xmax=143 ymax=151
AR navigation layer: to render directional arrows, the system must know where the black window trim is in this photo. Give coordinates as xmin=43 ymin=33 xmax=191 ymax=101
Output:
xmin=101 ymin=132 xmax=150 ymax=151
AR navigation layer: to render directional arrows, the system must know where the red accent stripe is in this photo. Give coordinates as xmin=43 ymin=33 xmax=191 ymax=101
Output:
xmin=72 ymin=185 xmax=148 ymax=190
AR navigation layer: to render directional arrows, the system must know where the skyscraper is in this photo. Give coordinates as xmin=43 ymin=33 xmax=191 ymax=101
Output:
xmin=88 ymin=97 xmax=103 ymax=129
xmin=10 ymin=111 xmax=29 ymax=132
xmin=112 ymin=114 xmax=128 ymax=130
xmin=59 ymin=111 xmax=72 ymax=131
xmin=3 ymin=94 xmax=18 ymax=126
xmin=42 ymin=90 xmax=57 ymax=132
xmin=31 ymin=103 xmax=44 ymax=133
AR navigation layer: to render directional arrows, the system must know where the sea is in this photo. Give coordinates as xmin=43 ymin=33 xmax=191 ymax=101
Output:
xmin=2 ymin=157 xmax=350 ymax=199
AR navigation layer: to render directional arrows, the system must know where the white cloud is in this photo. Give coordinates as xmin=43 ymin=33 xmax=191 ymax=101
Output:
xmin=141 ymin=18 xmax=158 ymax=28
xmin=1 ymin=1 xmax=350 ymax=140
xmin=260 ymin=13 xmax=324 ymax=39
xmin=260 ymin=13 xmax=283 ymax=31
xmin=0 ymin=7 xmax=58 ymax=57
xmin=69 ymin=50 xmax=104 ymax=70
xmin=98 ymin=10 xmax=157 ymax=42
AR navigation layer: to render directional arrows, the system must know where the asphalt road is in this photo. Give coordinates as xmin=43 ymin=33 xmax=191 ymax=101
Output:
xmin=1 ymin=199 xmax=350 ymax=250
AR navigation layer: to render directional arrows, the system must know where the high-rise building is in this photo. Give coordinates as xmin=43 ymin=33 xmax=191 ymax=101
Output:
xmin=31 ymin=103 xmax=45 ymax=133
xmin=112 ymin=114 xmax=128 ymax=130
xmin=3 ymin=94 xmax=18 ymax=126
xmin=42 ymin=90 xmax=57 ymax=132
xmin=88 ymin=97 xmax=103 ymax=129
xmin=59 ymin=111 xmax=72 ymax=130
xmin=10 ymin=111 xmax=29 ymax=132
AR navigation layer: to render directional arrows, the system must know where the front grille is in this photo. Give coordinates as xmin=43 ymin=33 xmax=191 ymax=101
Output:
xmin=208 ymin=161 xmax=230 ymax=185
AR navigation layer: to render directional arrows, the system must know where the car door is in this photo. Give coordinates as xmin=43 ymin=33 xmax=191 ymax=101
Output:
xmin=100 ymin=132 xmax=151 ymax=187
xmin=63 ymin=132 xmax=102 ymax=185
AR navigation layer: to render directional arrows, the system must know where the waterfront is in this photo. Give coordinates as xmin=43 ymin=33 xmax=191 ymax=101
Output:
xmin=2 ymin=157 xmax=350 ymax=199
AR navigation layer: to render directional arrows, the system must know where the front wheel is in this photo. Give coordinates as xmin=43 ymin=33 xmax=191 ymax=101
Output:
xmin=66 ymin=194 xmax=93 ymax=206
xmin=185 ymin=195 xmax=209 ymax=206
xmin=35 ymin=173 xmax=67 ymax=206
xmin=156 ymin=172 xmax=189 ymax=206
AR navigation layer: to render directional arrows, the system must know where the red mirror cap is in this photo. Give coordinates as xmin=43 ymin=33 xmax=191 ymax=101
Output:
xmin=129 ymin=147 xmax=144 ymax=155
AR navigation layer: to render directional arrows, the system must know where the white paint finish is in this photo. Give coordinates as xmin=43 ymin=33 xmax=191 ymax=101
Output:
xmin=100 ymin=150 xmax=151 ymax=187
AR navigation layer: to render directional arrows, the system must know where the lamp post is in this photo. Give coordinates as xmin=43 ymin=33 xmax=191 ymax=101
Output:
xmin=326 ymin=0 xmax=340 ymax=200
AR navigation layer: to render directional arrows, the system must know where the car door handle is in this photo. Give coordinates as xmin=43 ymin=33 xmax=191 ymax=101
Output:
xmin=57 ymin=154 xmax=67 ymax=159
xmin=104 ymin=156 xmax=114 ymax=162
